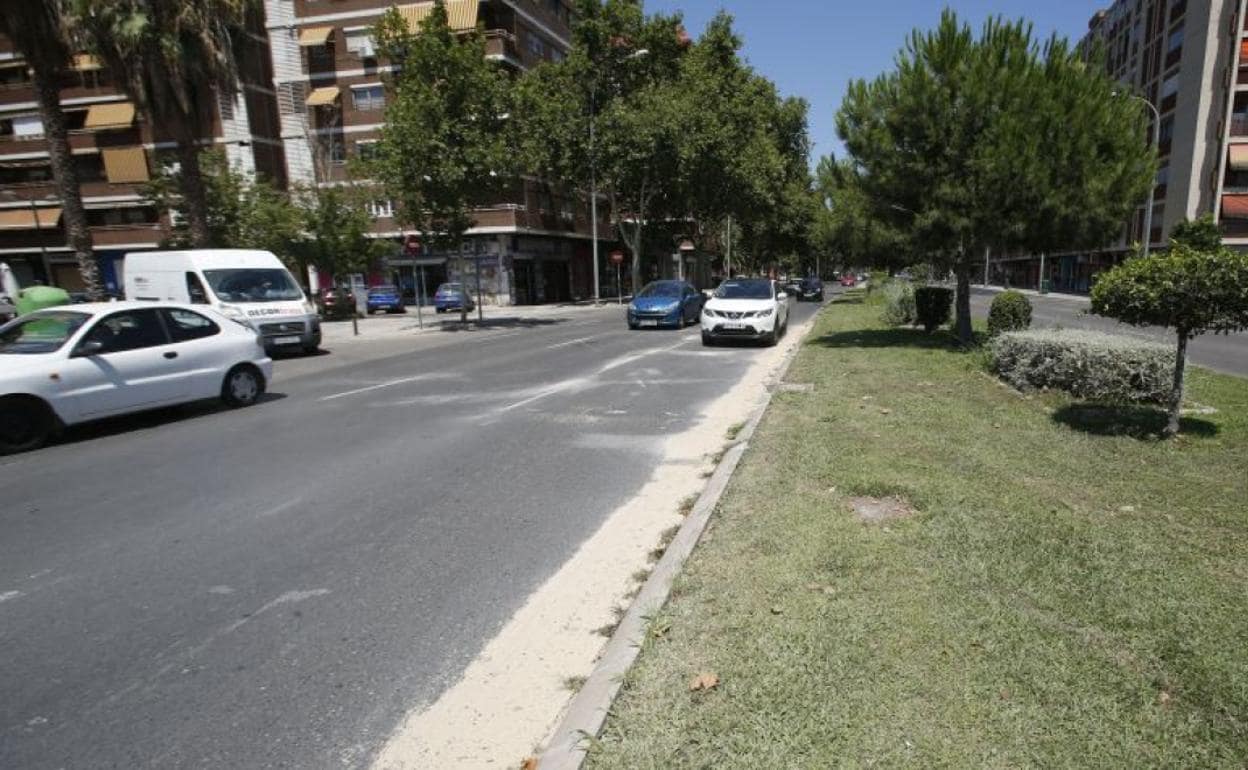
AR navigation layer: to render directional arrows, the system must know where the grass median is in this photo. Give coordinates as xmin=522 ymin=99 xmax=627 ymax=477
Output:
xmin=586 ymin=296 xmax=1248 ymax=768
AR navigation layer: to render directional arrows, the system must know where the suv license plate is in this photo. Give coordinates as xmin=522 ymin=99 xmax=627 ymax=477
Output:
xmin=722 ymin=322 xmax=745 ymax=330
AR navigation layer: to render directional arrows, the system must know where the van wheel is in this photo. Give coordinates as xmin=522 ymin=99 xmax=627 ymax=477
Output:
xmin=0 ymin=396 xmax=54 ymax=455
xmin=222 ymin=365 xmax=265 ymax=408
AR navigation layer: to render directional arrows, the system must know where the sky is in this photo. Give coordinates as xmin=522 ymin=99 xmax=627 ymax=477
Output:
xmin=644 ymin=0 xmax=1103 ymax=165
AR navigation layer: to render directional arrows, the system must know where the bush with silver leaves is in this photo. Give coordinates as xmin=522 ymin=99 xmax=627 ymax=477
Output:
xmin=880 ymin=281 xmax=916 ymax=327
xmin=990 ymin=328 xmax=1175 ymax=403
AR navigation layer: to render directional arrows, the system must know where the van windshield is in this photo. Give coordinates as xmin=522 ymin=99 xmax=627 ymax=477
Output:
xmin=202 ymin=269 xmax=303 ymax=303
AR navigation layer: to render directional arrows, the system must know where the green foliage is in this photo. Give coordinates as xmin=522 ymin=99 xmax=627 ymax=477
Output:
xmin=987 ymin=290 xmax=1033 ymax=336
xmin=914 ymin=286 xmax=953 ymax=333
xmin=1091 ymin=242 xmax=1248 ymax=338
xmin=991 ymin=329 xmax=1174 ymax=403
xmin=835 ymin=10 xmax=1154 ymax=343
xmin=880 ymin=281 xmax=916 ymax=327
xmin=1168 ymin=214 xmax=1222 ymax=253
xmin=290 ymin=186 xmax=388 ymax=279
xmin=373 ymin=2 xmax=511 ymax=251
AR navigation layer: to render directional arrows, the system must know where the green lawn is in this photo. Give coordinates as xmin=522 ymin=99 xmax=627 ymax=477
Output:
xmin=586 ymin=297 xmax=1248 ymax=768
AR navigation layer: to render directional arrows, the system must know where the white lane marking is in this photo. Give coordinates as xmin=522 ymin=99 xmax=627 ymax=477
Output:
xmin=319 ymin=373 xmax=447 ymax=402
xmin=497 ymin=377 xmax=593 ymax=414
xmin=546 ymin=334 xmax=604 ymax=350
xmin=257 ymin=498 xmax=302 ymax=518
xmin=0 ymin=590 xmax=23 ymax=603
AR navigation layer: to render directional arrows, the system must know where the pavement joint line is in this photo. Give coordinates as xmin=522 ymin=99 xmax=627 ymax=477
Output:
xmin=536 ymin=303 xmax=823 ymax=770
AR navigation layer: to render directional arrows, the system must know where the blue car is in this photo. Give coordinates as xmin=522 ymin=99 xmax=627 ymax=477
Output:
xmin=366 ymin=285 xmax=406 ymax=314
xmin=628 ymin=280 xmax=706 ymax=329
xmin=434 ymin=282 xmax=475 ymax=313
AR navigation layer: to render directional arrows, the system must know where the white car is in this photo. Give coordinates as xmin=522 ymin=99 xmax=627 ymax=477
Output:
xmin=0 ymin=302 xmax=273 ymax=454
xmin=701 ymin=278 xmax=790 ymax=346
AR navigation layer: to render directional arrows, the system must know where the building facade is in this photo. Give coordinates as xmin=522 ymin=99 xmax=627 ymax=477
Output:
xmin=0 ymin=7 xmax=284 ymax=296
xmin=266 ymin=0 xmax=609 ymax=305
xmin=992 ymin=0 xmax=1248 ymax=293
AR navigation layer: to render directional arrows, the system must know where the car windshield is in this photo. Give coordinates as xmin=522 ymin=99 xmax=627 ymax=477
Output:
xmin=0 ymin=311 xmax=90 ymax=354
xmin=714 ymin=280 xmax=773 ymax=300
xmin=202 ymin=268 xmax=303 ymax=303
xmin=436 ymin=284 xmax=463 ymax=294
xmin=638 ymin=282 xmax=682 ymax=298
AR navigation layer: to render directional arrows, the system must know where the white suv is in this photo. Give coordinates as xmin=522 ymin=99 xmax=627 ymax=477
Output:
xmin=701 ymin=278 xmax=789 ymax=346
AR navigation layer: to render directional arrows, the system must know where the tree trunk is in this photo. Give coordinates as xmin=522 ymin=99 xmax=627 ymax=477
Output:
xmin=954 ymin=261 xmax=973 ymax=344
xmin=175 ymin=140 xmax=212 ymax=248
xmin=31 ymin=66 xmax=102 ymax=299
xmin=458 ymin=241 xmax=468 ymax=324
xmin=1166 ymin=332 xmax=1189 ymax=438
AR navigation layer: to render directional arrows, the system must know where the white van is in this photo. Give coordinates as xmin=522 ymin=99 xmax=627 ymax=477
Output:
xmin=123 ymin=249 xmax=321 ymax=354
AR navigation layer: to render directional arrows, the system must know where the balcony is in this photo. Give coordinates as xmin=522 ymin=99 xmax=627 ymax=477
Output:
xmin=91 ymin=223 xmax=163 ymax=247
xmin=484 ymin=30 xmax=522 ymax=66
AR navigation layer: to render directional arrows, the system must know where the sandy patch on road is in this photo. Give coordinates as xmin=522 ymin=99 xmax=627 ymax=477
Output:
xmin=371 ymin=314 xmax=820 ymax=770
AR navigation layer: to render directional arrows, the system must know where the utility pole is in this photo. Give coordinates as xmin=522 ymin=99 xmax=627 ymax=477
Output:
xmin=589 ymin=83 xmax=599 ymax=304
xmin=725 ymin=216 xmax=732 ymax=279
xmin=983 ymin=246 xmax=990 ymax=286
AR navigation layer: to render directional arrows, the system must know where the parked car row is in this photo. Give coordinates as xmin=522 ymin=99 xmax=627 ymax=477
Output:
xmin=626 ymin=276 xmax=823 ymax=347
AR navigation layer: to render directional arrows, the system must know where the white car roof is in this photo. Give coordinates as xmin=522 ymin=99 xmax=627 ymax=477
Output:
xmin=22 ymin=301 xmax=208 ymax=317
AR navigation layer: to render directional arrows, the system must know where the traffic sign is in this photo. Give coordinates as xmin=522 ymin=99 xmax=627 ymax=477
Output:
xmin=609 ymin=250 xmax=625 ymax=264
xmin=404 ymin=235 xmax=422 ymax=257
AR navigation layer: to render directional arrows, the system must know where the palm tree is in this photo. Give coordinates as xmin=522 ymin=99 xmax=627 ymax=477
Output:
xmin=0 ymin=3 xmax=102 ymax=299
xmin=74 ymin=0 xmax=258 ymax=247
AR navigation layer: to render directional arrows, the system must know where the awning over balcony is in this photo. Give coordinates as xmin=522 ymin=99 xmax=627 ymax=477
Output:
xmin=83 ymin=102 xmax=135 ymax=130
xmin=298 ymin=26 xmax=334 ymax=46
xmin=72 ymin=54 xmax=102 ymax=72
xmin=102 ymin=147 xmax=150 ymax=183
xmin=1222 ymin=194 xmax=1248 ymax=219
xmin=398 ymin=0 xmax=480 ymax=33
xmin=1230 ymin=145 xmax=1248 ymax=171
xmin=1240 ymin=39 xmax=1248 ymax=61
xmin=0 ymin=207 xmax=62 ymax=230
xmin=305 ymin=85 xmax=341 ymax=107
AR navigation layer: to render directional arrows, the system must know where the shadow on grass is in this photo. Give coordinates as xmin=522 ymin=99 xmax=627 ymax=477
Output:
xmin=1052 ymin=403 xmax=1219 ymax=439
xmin=814 ymin=327 xmax=987 ymax=351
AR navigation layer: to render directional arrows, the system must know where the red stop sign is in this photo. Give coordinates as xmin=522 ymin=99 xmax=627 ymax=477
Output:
xmin=609 ymin=250 xmax=625 ymax=264
xmin=404 ymin=235 xmax=421 ymax=257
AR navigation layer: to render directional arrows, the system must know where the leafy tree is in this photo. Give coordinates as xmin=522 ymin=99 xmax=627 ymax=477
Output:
xmin=1169 ymin=214 xmax=1221 ymax=252
xmin=1091 ymin=237 xmax=1248 ymax=436
xmin=290 ymin=185 xmax=387 ymax=284
xmin=837 ymin=11 xmax=1152 ymax=343
xmin=0 ymin=2 xmax=101 ymax=298
xmin=373 ymin=1 xmax=511 ymax=322
xmin=75 ymin=0 xmax=259 ymax=248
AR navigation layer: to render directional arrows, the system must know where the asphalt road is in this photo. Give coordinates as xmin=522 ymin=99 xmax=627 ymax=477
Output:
xmin=970 ymin=288 xmax=1248 ymax=377
xmin=0 ymin=296 xmax=826 ymax=769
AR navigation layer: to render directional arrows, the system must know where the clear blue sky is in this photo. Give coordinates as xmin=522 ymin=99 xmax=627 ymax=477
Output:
xmin=645 ymin=0 xmax=1102 ymax=164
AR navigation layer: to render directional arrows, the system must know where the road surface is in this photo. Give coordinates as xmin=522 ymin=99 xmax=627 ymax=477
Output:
xmin=0 ymin=297 xmax=826 ymax=769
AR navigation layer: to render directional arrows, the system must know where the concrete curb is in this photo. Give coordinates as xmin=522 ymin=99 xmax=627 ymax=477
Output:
xmin=536 ymin=303 xmax=824 ymax=770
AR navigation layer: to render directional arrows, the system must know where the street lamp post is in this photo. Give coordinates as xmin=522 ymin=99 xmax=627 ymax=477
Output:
xmin=1115 ymin=91 xmax=1161 ymax=259
xmin=590 ymin=48 xmax=648 ymax=304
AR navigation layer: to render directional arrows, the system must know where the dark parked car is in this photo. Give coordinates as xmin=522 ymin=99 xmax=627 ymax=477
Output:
xmin=317 ymin=286 xmax=357 ymax=320
xmin=627 ymin=280 xmax=706 ymax=329
xmin=797 ymin=277 xmax=824 ymax=301
xmin=366 ymin=285 xmax=406 ymax=314
xmin=434 ymin=283 xmax=475 ymax=313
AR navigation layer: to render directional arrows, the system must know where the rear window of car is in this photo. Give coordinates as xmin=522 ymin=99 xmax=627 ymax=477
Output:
xmin=369 ymin=286 xmax=397 ymax=294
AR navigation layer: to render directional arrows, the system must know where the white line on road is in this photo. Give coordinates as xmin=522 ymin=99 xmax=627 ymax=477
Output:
xmin=0 ymin=590 xmax=23 ymax=603
xmin=319 ymin=374 xmax=447 ymax=402
xmin=546 ymin=334 xmax=605 ymax=350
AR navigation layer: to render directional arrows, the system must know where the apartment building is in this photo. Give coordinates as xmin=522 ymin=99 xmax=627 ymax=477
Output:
xmin=993 ymin=0 xmax=1246 ymax=293
xmin=266 ymin=0 xmax=606 ymax=305
xmin=0 ymin=9 xmax=284 ymax=296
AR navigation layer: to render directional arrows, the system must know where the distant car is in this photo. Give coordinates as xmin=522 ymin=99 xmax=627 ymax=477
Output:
xmin=366 ymin=285 xmax=406 ymax=314
xmin=628 ymin=280 xmax=706 ymax=329
xmin=782 ymin=279 xmax=803 ymax=297
xmin=701 ymin=278 xmax=789 ymax=346
xmin=840 ymin=274 xmax=857 ymax=287
xmin=797 ymin=277 xmax=824 ymax=301
xmin=317 ymin=286 xmax=356 ymax=320
xmin=434 ymin=283 xmax=475 ymax=313
xmin=0 ymin=302 xmax=272 ymax=454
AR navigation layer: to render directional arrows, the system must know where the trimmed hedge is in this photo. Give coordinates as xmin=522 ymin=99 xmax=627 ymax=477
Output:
xmin=914 ymin=286 xmax=953 ymax=332
xmin=880 ymin=281 xmax=916 ymax=327
xmin=990 ymin=329 xmax=1175 ymax=403
xmin=987 ymin=290 xmax=1032 ymax=336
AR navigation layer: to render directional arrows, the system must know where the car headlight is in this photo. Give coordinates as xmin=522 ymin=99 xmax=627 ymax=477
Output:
xmin=757 ymin=308 xmax=774 ymax=317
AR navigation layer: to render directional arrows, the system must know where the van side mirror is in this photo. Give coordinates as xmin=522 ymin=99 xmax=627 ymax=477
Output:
xmin=74 ymin=339 xmax=105 ymax=357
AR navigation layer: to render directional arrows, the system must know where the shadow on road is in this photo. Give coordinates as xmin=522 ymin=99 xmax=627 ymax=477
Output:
xmin=1051 ymin=403 xmax=1218 ymax=439
xmin=51 ymin=393 xmax=289 ymax=449
xmin=435 ymin=317 xmax=568 ymax=332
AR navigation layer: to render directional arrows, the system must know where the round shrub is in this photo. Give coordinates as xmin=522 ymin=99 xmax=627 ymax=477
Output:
xmin=987 ymin=290 xmax=1032 ymax=336
xmin=913 ymin=286 xmax=953 ymax=332
xmin=880 ymin=281 xmax=916 ymax=327
xmin=990 ymin=328 xmax=1175 ymax=402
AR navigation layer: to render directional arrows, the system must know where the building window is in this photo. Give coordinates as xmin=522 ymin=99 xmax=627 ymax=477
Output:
xmin=356 ymin=140 xmax=380 ymax=162
xmin=1156 ymin=164 xmax=1169 ymax=187
xmin=352 ymin=84 xmax=385 ymax=112
xmin=344 ymin=29 xmax=376 ymax=58
xmin=1167 ymin=23 xmax=1183 ymax=53
xmin=1160 ymin=73 xmax=1179 ymax=100
xmin=527 ymin=33 xmax=544 ymax=58
xmin=367 ymin=199 xmax=394 ymax=218
xmin=1158 ymin=116 xmax=1174 ymax=145
xmin=7 ymin=114 xmax=44 ymax=139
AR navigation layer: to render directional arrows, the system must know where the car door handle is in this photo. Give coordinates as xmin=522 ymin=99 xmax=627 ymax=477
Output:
xmin=163 ymin=351 xmax=178 ymax=360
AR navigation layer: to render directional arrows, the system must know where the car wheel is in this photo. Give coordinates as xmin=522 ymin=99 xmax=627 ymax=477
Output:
xmin=221 ymin=365 xmax=265 ymax=408
xmin=0 ymin=397 xmax=54 ymax=455
xmin=761 ymin=330 xmax=777 ymax=347
xmin=701 ymin=332 xmax=714 ymax=346
xmin=302 ymin=343 xmax=320 ymax=356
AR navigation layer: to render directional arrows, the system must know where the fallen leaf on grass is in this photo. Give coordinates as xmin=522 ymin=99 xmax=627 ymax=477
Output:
xmin=861 ymin=395 xmax=874 ymax=401
xmin=1119 ymin=505 xmax=1136 ymax=513
xmin=879 ymin=408 xmax=892 ymax=415
xmin=1158 ymin=690 xmax=1173 ymax=706
xmin=520 ymin=758 xmax=538 ymax=770
xmin=689 ymin=672 xmax=720 ymax=691
xmin=770 ymin=605 xmax=784 ymax=615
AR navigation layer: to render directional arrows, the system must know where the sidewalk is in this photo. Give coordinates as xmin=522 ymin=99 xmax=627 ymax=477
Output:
xmin=318 ymin=301 xmax=624 ymax=345
xmin=974 ymin=283 xmax=1091 ymax=303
